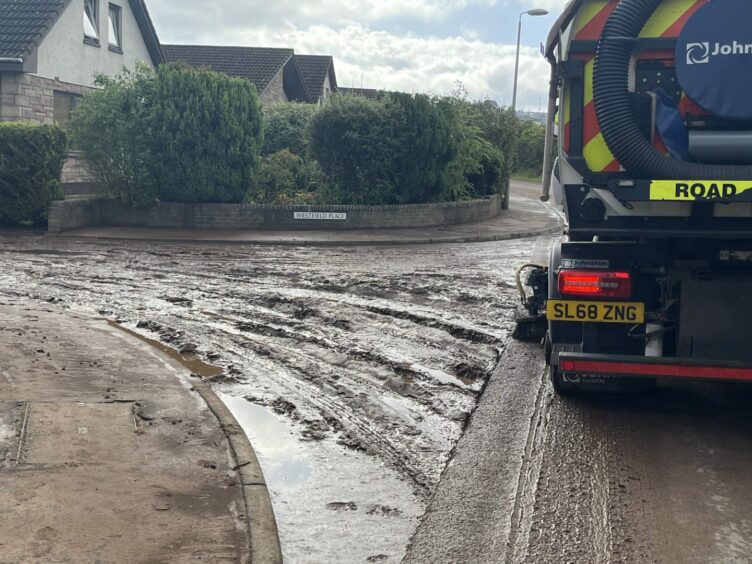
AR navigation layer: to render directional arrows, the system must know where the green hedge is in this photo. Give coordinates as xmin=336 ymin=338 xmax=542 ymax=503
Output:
xmin=0 ymin=123 xmax=67 ymax=226
xmin=149 ymin=64 xmax=264 ymax=203
xmin=308 ymin=93 xmax=457 ymax=205
xmin=262 ymin=103 xmax=317 ymax=157
xmin=70 ymin=63 xmax=264 ymax=206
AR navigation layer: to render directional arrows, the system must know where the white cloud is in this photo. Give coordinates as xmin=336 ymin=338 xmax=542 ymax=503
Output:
xmin=283 ymin=25 xmax=549 ymax=108
xmin=151 ymin=1 xmax=553 ymax=110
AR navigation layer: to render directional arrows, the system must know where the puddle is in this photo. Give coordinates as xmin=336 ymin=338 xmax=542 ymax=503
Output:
xmin=218 ymin=392 xmax=313 ymax=488
xmin=106 ymin=320 xmax=224 ymax=379
xmin=218 ymin=389 xmax=423 ymax=564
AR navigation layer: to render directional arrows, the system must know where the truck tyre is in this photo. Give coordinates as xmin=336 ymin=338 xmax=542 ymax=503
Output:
xmin=544 ymin=331 xmax=553 ymax=365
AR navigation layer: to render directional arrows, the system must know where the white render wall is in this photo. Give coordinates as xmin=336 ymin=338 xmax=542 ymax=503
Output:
xmin=34 ymin=0 xmax=155 ymax=87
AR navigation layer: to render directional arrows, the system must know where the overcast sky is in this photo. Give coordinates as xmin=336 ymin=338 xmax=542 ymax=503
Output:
xmin=148 ymin=0 xmax=569 ymax=111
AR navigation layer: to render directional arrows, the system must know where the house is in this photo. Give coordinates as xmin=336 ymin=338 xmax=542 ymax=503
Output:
xmin=0 ymin=0 xmax=163 ymax=125
xmin=163 ymin=45 xmax=341 ymax=106
xmin=163 ymin=45 xmax=312 ymax=107
xmin=295 ymin=54 xmax=337 ymax=104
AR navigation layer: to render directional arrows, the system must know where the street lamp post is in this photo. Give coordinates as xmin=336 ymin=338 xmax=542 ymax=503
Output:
xmin=512 ymin=8 xmax=549 ymax=113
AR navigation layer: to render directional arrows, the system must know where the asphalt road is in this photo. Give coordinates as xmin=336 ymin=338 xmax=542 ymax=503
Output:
xmin=0 ymin=229 xmax=538 ymax=562
xmin=407 ymin=242 xmax=752 ymax=563
xmin=3 ymin=197 xmax=751 ymax=562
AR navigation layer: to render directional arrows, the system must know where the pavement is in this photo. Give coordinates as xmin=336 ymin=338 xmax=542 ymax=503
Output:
xmin=404 ymin=337 xmax=548 ymax=564
xmin=53 ymin=182 xmax=564 ymax=246
xmin=0 ymin=297 xmax=281 ymax=563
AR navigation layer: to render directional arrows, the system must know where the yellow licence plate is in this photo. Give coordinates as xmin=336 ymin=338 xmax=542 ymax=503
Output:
xmin=547 ymin=300 xmax=645 ymax=324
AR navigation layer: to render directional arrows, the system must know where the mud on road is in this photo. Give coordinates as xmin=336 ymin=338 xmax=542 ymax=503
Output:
xmin=0 ymin=233 xmax=535 ymax=563
xmin=522 ymin=379 xmax=752 ymax=564
xmin=408 ymin=339 xmax=752 ymax=564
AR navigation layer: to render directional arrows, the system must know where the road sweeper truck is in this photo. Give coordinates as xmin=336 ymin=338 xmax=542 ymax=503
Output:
xmin=517 ymin=0 xmax=752 ymax=392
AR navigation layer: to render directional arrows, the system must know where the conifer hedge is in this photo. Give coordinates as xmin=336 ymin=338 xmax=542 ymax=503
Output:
xmin=0 ymin=123 xmax=66 ymax=225
xmin=71 ymin=63 xmax=264 ymax=205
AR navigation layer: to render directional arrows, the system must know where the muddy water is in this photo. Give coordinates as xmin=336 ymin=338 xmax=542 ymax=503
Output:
xmin=0 ymin=234 xmax=533 ymax=563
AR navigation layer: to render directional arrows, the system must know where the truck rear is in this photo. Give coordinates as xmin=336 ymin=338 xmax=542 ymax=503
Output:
xmin=522 ymin=0 xmax=752 ymax=392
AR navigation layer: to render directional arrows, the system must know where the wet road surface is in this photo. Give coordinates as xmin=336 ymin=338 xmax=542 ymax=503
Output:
xmin=0 ymin=233 xmax=532 ymax=563
xmin=408 ymin=341 xmax=752 ymax=563
xmin=523 ymin=380 xmax=752 ymax=563
xmin=2 ymin=230 xmax=751 ymax=563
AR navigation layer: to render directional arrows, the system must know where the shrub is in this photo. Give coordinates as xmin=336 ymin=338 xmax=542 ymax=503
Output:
xmin=513 ymin=119 xmax=546 ymax=176
xmin=308 ymin=93 xmax=457 ymax=205
xmin=0 ymin=123 xmax=67 ymax=225
xmin=248 ymin=150 xmax=331 ymax=204
xmin=439 ymin=97 xmax=506 ymax=201
xmin=262 ymin=103 xmax=317 ymax=156
xmin=149 ymin=64 xmax=264 ymax=203
xmin=308 ymin=94 xmax=399 ymax=205
xmin=71 ymin=63 xmax=264 ymax=205
xmin=386 ymin=92 xmax=458 ymax=204
xmin=249 ymin=150 xmax=300 ymax=204
xmin=69 ymin=65 xmax=156 ymax=206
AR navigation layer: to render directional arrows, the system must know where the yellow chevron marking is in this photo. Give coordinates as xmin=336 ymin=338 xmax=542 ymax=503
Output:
xmin=639 ymin=0 xmax=697 ymax=38
xmin=574 ymin=0 xmax=611 ymax=36
xmin=584 ymin=133 xmax=616 ymax=171
xmin=584 ymin=58 xmax=595 ymax=106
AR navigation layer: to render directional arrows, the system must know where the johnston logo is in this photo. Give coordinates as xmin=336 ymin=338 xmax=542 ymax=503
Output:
xmin=686 ymin=41 xmax=752 ymax=65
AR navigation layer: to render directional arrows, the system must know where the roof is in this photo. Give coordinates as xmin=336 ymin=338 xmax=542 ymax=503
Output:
xmin=295 ymin=54 xmax=337 ymax=100
xmin=0 ymin=0 xmax=69 ymax=60
xmin=163 ymin=44 xmax=296 ymax=94
xmin=0 ymin=0 xmax=164 ymax=67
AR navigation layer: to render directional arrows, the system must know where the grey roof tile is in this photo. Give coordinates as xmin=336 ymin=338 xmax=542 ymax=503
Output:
xmin=295 ymin=54 xmax=335 ymax=101
xmin=162 ymin=44 xmax=295 ymax=94
xmin=0 ymin=0 xmax=163 ymax=64
xmin=0 ymin=0 xmax=70 ymax=59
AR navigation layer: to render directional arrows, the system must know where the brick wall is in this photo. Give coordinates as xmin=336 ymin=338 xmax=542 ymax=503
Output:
xmin=0 ymin=73 xmax=99 ymax=192
xmin=260 ymin=69 xmax=288 ymax=107
xmin=0 ymin=73 xmax=94 ymax=124
xmin=61 ymin=150 xmax=97 ymax=183
xmin=48 ymin=196 xmax=502 ymax=233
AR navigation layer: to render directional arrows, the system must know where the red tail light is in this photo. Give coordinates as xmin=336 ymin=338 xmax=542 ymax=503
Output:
xmin=558 ymin=270 xmax=632 ymax=299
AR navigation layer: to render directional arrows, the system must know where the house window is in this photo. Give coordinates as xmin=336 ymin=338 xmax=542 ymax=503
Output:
xmin=108 ymin=4 xmax=122 ymax=52
xmin=53 ymin=92 xmax=82 ymax=128
xmin=84 ymin=0 xmax=99 ymax=43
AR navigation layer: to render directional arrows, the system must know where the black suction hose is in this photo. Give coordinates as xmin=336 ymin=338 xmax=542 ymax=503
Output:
xmin=594 ymin=0 xmax=752 ymax=179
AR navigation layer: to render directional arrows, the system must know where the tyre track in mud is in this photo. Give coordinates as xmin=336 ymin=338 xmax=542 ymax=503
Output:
xmin=505 ymin=377 xmax=752 ymax=564
xmin=0 ymin=233 xmax=534 ymax=563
